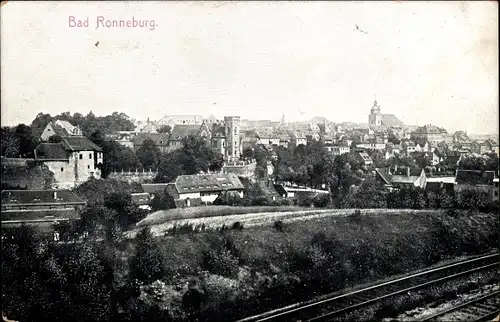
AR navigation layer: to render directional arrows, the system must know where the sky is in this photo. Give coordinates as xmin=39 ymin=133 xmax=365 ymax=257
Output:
xmin=1 ymin=1 xmax=498 ymax=134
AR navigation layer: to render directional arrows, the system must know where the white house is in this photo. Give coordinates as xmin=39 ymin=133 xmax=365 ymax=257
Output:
xmin=165 ymin=173 xmax=245 ymax=205
xmin=325 ymin=145 xmax=350 ymax=156
xmin=34 ymin=136 xmax=103 ymax=189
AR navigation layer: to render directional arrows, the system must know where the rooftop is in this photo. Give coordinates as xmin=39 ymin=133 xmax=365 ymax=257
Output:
xmin=60 ymin=136 xmax=103 ymax=152
xmin=1 ymin=190 xmax=86 ymax=206
xmin=34 ymin=143 xmax=69 ymax=161
xmin=169 ymin=124 xmax=202 ymax=140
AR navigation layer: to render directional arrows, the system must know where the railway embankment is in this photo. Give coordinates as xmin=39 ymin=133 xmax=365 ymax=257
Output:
xmin=120 ymin=209 xmax=499 ymax=321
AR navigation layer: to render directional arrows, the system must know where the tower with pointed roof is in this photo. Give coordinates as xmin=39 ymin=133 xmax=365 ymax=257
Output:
xmin=369 ymin=99 xmax=382 ymax=128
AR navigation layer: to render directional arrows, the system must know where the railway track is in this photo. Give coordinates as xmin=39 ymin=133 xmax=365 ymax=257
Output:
xmin=238 ymin=252 xmax=499 ymax=322
xmin=418 ymin=291 xmax=499 ymax=322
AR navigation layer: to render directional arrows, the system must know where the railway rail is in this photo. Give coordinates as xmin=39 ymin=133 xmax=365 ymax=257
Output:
xmin=238 ymin=252 xmax=499 ymax=322
xmin=418 ymin=291 xmax=499 ymax=322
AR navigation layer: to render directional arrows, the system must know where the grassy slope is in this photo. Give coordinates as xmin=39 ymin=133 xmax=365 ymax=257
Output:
xmin=129 ymin=210 xmax=499 ymax=321
xmin=136 ymin=205 xmax=307 ymax=226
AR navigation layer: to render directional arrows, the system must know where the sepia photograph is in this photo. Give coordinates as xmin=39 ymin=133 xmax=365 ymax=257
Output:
xmin=1 ymin=1 xmax=499 ymax=321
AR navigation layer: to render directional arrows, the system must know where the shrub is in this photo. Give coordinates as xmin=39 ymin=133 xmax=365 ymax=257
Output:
xmin=202 ymin=249 xmax=239 ymax=278
xmin=232 ymin=222 xmax=244 ymax=230
xmin=273 ymin=220 xmax=285 ymax=232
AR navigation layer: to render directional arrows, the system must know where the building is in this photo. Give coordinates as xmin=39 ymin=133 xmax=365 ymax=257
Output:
xmin=259 ymin=135 xmax=280 ymax=146
xmin=157 ymin=115 xmax=204 ymax=127
xmin=38 ymin=120 xmax=83 ymax=141
xmin=289 ymin=132 xmax=307 ymax=149
xmin=355 ymin=152 xmax=373 ymax=166
xmin=325 ymin=145 xmax=350 ymax=156
xmin=355 ymin=142 xmax=386 ymax=151
xmin=368 ymin=100 xmax=404 ymax=129
xmin=1 ymin=190 xmax=86 ymax=240
xmin=278 ymin=135 xmax=291 ymax=148
xmin=165 ymin=173 xmax=245 ymax=206
xmin=34 ymin=136 xmax=103 ymax=189
xmin=130 ymin=192 xmax=152 ymax=210
xmin=131 ymin=133 xmax=170 ymax=153
xmin=141 ymin=183 xmax=174 ymax=196
xmin=410 ymin=124 xmax=449 ymax=146
xmin=454 ymin=169 xmax=496 ymax=201
xmin=425 ymin=177 xmax=455 ymax=195
xmin=375 ymin=167 xmax=427 ymax=189
xmin=135 ymin=119 xmax=159 ymax=133
xmin=168 ymin=123 xmax=210 ymax=151
xmin=224 ymin=116 xmax=241 ymax=161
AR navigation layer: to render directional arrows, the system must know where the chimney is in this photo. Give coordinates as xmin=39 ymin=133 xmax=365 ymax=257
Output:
xmin=53 ymin=191 xmax=58 ymax=199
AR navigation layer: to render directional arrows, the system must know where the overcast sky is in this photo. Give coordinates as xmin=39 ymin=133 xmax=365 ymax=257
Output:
xmin=1 ymin=1 xmax=498 ymax=134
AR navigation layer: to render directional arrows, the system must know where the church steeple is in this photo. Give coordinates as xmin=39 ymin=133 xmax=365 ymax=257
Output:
xmin=371 ymin=99 xmax=380 ymax=114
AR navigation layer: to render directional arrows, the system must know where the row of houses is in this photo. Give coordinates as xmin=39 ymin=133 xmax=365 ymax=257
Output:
xmin=375 ymin=167 xmax=499 ymax=202
xmin=2 ymin=166 xmax=498 ymax=241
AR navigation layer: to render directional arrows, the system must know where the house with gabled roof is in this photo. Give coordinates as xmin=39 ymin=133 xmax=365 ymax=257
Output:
xmin=375 ymin=167 xmax=427 ymax=190
xmin=165 ymin=173 xmax=245 ymax=206
xmin=34 ymin=136 xmax=103 ymax=189
xmin=131 ymin=132 xmax=170 ymax=153
xmin=38 ymin=120 xmax=83 ymax=141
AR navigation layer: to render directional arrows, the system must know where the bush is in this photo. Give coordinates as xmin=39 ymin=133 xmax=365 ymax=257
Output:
xmin=273 ymin=220 xmax=285 ymax=232
xmin=202 ymin=249 xmax=239 ymax=278
xmin=232 ymin=222 xmax=244 ymax=230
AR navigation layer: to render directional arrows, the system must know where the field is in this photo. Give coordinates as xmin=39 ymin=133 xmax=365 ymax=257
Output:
xmin=124 ymin=209 xmax=499 ymax=321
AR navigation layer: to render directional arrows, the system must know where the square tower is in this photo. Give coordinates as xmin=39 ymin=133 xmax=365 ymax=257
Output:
xmin=224 ymin=116 xmax=241 ymax=161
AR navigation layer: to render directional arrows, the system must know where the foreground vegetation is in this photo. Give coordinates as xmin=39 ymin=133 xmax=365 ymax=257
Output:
xmin=2 ymin=210 xmax=498 ymax=322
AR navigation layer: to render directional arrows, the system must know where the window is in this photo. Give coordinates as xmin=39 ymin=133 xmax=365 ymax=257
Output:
xmin=88 ymin=165 xmax=90 ymax=169
xmin=89 ymin=153 xmax=92 ymax=159
xmin=61 ymin=167 xmax=64 ymax=172
xmin=79 ymin=154 xmax=83 ymax=159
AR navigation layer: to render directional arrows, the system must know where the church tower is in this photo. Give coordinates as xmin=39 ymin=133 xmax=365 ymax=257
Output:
xmin=224 ymin=116 xmax=241 ymax=161
xmin=368 ymin=99 xmax=382 ymax=128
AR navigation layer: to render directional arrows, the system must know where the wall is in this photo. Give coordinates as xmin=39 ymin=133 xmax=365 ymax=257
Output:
xmin=1 ymin=158 xmax=55 ymax=189
xmin=44 ymin=160 xmax=76 ymax=189
xmin=222 ymin=162 xmax=256 ymax=178
xmin=178 ymin=192 xmax=202 ymax=200
xmin=108 ymin=170 xmax=158 ymax=184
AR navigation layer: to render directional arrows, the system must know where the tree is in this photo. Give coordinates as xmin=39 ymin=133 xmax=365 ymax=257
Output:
xmin=15 ymin=124 xmax=38 ymax=158
xmin=179 ymin=135 xmax=217 ymax=174
xmin=65 ymin=243 xmax=113 ymax=321
xmin=458 ymin=154 xmax=487 ymax=170
xmin=30 ymin=113 xmax=53 ymax=136
xmin=157 ymin=125 xmax=171 ymax=134
xmin=388 ymin=133 xmax=401 ymax=145
xmin=155 ymin=151 xmax=184 ymax=183
xmin=136 ymin=139 xmax=161 ymax=169
xmin=151 ymin=191 xmax=176 ymax=211
xmin=129 ymin=228 xmax=165 ymax=284
xmin=343 ymin=179 xmax=387 ymax=208
xmin=209 ymin=153 xmax=225 ymax=172
xmin=1 ymin=126 xmax=20 ymax=157
xmin=242 ymin=147 xmax=255 ymax=160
